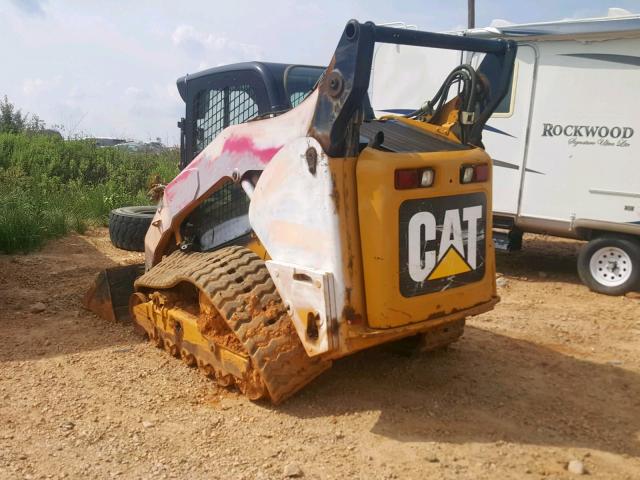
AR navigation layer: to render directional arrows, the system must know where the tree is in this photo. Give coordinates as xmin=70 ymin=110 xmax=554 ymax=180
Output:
xmin=25 ymin=114 xmax=45 ymax=132
xmin=0 ymin=96 xmax=50 ymax=134
xmin=0 ymin=95 xmax=26 ymax=134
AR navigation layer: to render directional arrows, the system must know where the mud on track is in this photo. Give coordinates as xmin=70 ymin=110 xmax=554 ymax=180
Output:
xmin=1 ymin=229 xmax=639 ymax=479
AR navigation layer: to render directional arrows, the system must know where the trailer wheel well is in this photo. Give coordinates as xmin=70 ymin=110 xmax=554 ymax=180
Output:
xmin=578 ymin=228 xmax=640 ymax=245
xmin=575 ymin=228 xmax=595 ymax=241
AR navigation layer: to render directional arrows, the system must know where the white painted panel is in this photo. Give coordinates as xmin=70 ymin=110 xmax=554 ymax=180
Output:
xmin=265 ymin=262 xmax=337 ymax=357
xmin=249 ymin=137 xmax=348 ymax=344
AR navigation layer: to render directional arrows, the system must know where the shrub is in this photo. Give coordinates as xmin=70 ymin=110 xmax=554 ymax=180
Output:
xmin=0 ymin=133 xmax=178 ymax=254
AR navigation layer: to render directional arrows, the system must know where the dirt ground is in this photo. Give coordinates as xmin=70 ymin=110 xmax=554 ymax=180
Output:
xmin=1 ymin=228 xmax=639 ymax=480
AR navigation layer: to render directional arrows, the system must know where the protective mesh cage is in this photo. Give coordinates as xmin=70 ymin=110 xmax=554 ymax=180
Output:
xmin=289 ymin=91 xmax=307 ymax=107
xmin=192 ymin=85 xmax=259 ymax=157
xmin=184 ymin=180 xmax=251 ymax=251
xmin=193 ymin=89 xmax=225 ymax=155
xmin=194 ymin=181 xmax=250 ymax=226
xmin=229 ymin=87 xmax=259 ymax=126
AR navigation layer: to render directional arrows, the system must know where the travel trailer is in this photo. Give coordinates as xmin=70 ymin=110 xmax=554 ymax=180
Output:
xmin=370 ymin=12 xmax=640 ymax=295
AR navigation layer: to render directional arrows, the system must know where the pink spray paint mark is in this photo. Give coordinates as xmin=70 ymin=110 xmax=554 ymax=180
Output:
xmin=222 ymin=136 xmax=282 ymax=164
xmin=164 ymin=167 xmax=196 ymax=202
xmin=163 ymin=136 xmax=281 ymax=208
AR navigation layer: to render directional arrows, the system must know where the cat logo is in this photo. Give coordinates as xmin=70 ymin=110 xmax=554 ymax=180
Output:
xmin=399 ymin=193 xmax=486 ymax=297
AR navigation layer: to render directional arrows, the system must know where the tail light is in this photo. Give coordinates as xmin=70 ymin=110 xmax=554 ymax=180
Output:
xmin=460 ymin=164 xmax=489 ymax=184
xmin=395 ymin=168 xmax=435 ymax=189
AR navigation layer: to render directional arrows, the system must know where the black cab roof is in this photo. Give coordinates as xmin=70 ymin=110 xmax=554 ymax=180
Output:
xmin=176 ymin=61 xmax=324 ymax=113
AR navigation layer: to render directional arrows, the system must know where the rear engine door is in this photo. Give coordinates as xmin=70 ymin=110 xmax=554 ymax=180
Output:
xmin=357 ymin=143 xmax=495 ymax=329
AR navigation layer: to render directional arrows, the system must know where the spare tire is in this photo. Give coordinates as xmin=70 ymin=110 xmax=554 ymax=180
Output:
xmin=108 ymin=206 xmax=157 ymax=252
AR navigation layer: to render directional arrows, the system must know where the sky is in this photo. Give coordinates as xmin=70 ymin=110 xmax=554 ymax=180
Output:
xmin=2 ymin=0 xmax=639 ymax=145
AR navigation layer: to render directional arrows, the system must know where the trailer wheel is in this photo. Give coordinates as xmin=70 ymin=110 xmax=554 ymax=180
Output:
xmin=108 ymin=206 xmax=156 ymax=252
xmin=577 ymin=235 xmax=640 ymax=295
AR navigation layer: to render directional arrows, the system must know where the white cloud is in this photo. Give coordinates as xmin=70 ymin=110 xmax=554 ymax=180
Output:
xmin=67 ymin=85 xmax=87 ymax=101
xmin=22 ymin=75 xmax=61 ymax=96
xmin=9 ymin=0 xmax=46 ymax=17
xmin=7 ymin=0 xmax=621 ymax=146
xmin=22 ymin=78 xmax=45 ymax=95
xmin=172 ymin=24 xmax=262 ymax=62
xmin=166 ymin=82 xmax=182 ymax=103
xmin=124 ymin=86 xmax=151 ymax=100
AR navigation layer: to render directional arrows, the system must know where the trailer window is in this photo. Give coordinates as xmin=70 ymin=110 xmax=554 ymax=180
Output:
xmin=494 ymin=67 xmax=516 ymax=115
xmin=285 ymin=66 xmax=324 ymax=107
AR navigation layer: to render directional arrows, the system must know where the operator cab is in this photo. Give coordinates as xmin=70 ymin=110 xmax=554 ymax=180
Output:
xmin=175 ymin=62 xmax=324 ymax=253
xmin=176 ymin=62 xmax=324 ymax=169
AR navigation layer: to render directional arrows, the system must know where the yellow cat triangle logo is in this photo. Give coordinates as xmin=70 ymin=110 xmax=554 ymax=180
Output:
xmin=427 ymin=246 xmax=472 ymax=280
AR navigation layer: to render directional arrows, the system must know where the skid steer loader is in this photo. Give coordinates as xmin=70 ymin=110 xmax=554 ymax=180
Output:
xmin=85 ymin=20 xmax=516 ymax=403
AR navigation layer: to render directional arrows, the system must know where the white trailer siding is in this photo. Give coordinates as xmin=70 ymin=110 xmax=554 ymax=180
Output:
xmin=514 ymin=37 xmax=640 ymax=228
xmin=481 ymin=45 xmax=536 ymax=218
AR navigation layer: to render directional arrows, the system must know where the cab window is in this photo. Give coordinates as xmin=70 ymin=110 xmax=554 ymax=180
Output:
xmin=193 ymin=85 xmax=259 ymax=156
xmin=285 ymin=66 xmax=324 ymax=107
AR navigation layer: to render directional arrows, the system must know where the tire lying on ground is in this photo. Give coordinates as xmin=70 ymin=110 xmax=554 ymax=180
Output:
xmin=108 ymin=206 xmax=157 ymax=252
xmin=577 ymin=234 xmax=640 ymax=295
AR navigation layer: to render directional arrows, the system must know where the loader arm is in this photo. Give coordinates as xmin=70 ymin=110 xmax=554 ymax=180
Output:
xmin=310 ymin=20 xmax=517 ymax=156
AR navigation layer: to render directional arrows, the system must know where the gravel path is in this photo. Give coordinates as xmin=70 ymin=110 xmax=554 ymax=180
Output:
xmin=1 ymin=229 xmax=639 ymax=479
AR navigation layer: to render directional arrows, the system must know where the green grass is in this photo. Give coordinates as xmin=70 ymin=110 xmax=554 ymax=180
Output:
xmin=0 ymin=133 xmax=178 ymax=253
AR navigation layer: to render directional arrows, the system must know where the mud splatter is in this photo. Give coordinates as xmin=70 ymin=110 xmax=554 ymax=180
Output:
xmin=198 ymin=296 xmax=244 ymax=352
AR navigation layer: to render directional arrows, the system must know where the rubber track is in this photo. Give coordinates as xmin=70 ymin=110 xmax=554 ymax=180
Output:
xmin=134 ymin=246 xmax=331 ymax=403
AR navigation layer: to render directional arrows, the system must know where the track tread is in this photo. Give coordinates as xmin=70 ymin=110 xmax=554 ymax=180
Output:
xmin=134 ymin=247 xmax=331 ymax=403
